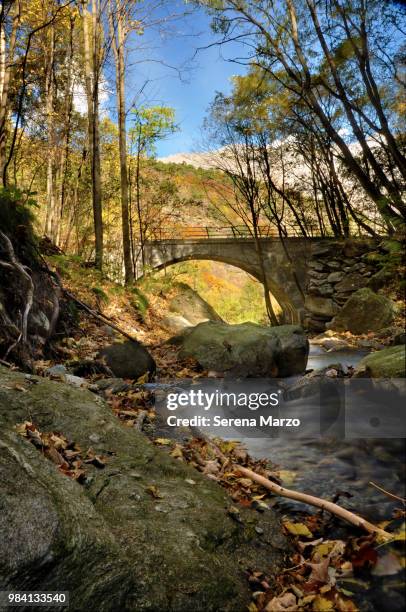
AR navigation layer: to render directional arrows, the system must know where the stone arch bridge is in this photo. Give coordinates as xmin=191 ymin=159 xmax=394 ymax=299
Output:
xmin=142 ymin=226 xmax=378 ymax=329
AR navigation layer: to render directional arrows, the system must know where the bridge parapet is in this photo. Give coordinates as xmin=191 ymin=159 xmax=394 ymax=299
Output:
xmin=152 ymin=224 xmax=305 ymax=241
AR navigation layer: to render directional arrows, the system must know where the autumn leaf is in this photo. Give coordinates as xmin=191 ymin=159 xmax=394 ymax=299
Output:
xmin=170 ymin=445 xmax=184 ymax=458
xmin=312 ymin=595 xmax=334 ymax=611
xmin=284 ymin=521 xmax=313 ymax=538
xmin=372 ymin=552 xmax=403 ymax=576
xmin=155 ymin=438 xmax=173 ymax=446
xmin=264 ymin=591 xmax=297 ymax=611
xmin=146 ymin=485 xmax=163 ymax=499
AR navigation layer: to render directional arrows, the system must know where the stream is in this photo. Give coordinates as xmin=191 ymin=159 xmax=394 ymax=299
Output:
xmin=240 ymin=345 xmax=405 ymax=522
xmin=234 ymin=345 xmax=405 ymax=611
xmin=151 ymin=343 xmax=405 ymax=610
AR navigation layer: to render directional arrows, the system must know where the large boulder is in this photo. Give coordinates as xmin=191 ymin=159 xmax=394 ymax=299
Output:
xmin=0 ymin=366 xmax=288 ymax=611
xmin=160 ymin=284 xmax=223 ymax=334
xmin=98 ymin=339 xmax=155 ymax=380
xmin=166 ymin=283 xmax=223 ymax=330
xmin=172 ymin=321 xmax=309 ymax=377
xmin=328 ymin=288 xmax=394 ymax=334
xmin=354 ymin=345 xmax=405 ymax=378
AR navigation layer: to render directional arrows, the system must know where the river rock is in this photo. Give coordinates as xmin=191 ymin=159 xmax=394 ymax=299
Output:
xmin=311 ymin=336 xmax=352 ymax=351
xmin=328 ymin=288 xmax=394 ymax=334
xmin=0 ymin=366 xmax=288 ymax=611
xmin=172 ymin=321 xmax=309 ymax=377
xmin=98 ymin=340 xmax=156 ymax=380
xmin=354 ymin=345 xmax=406 ymax=378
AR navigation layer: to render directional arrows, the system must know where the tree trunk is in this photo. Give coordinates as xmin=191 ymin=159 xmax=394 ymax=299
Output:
xmin=81 ymin=0 xmax=103 ymax=270
xmin=0 ymin=3 xmax=20 ymax=186
xmin=110 ymin=0 xmax=133 ymax=284
xmin=45 ymin=24 xmax=56 ymax=240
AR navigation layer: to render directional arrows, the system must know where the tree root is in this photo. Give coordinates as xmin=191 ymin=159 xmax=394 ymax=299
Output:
xmin=0 ymin=231 xmax=34 ymax=360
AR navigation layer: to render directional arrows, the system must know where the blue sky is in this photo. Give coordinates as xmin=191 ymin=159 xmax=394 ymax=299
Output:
xmin=122 ymin=1 xmax=247 ymax=157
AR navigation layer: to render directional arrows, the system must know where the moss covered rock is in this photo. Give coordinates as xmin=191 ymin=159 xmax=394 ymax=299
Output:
xmin=0 ymin=366 xmax=288 ymax=611
xmin=354 ymin=345 xmax=406 ymax=378
xmin=172 ymin=321 xmax=308 ymax=377
xmin=98 ymin=340 xmax=156 ymax=380
xmin=329 ymin=288 xmax=394 ymax=334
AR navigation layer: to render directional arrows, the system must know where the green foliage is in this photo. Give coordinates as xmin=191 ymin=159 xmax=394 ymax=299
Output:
xmin=0 ymin=188 xmax=38 ymax=262
xmin=91 ymin=286 xmax=109 ymax=305
xmin=129 ymin=286 xmax=149 ymax=318
xmin=0 ymin=187 xmax=37 ymax=235
xmin=129 ymin=106 xmax=178 ymax=159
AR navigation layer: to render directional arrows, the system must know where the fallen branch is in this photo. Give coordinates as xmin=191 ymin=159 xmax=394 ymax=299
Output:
xmin=369 ymin=481 xmax=406 ymax=505
xmin=237 ymin=466 xmax=393 ymax=542
xmin=62 ymin=288 xmax=140 ymax=344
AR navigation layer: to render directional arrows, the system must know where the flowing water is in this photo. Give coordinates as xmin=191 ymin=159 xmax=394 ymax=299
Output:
xmin=241 ymin=345 xmax=405 ymax=611
xmin=151 ymin=343 xmax=405 ymax=610
xmin=240 ymin=345 xmax=405 ymax=521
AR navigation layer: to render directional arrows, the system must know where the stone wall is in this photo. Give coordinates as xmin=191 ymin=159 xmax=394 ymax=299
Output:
xmin=303 ymin=239 xmax=379 ymax=331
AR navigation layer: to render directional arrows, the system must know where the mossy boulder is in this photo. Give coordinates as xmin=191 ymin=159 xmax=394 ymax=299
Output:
xmin=354 ymin=345 xmax=406 ymax=378
xmin=98 ymin=340 xmax=156 ymax=380
xmin=171 ymin=321 xmax=309 ymax=377
xmin=0 ymin=366 xmax=289 ymax=611
xmin=328 ymin=288 xmax=394 ymax=334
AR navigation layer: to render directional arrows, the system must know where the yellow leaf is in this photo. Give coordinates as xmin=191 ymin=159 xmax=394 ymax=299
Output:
xmin=312 ymin=595 xmax=334 ymax=611
xmin=136 ymin=372 xmax=149 ymax=384
xmin=146 ymin=485 xmax=163 ymax=499
xmin=237 ymin=478 xmax=253 ymax=488
xmin=170 ymin=445 xmax=184 ymax=458
xmin=278 ymin=470 xmax=297 ymax=485
xmin=393 ymin=523 xmax=406 ymax=541
xmin=284 ymin=521 xmax=313 ymax=538
xmin=314 ymin=543 xmax=331 ymax=557
xmin=155 ymin=438 xmax=173 ymax=446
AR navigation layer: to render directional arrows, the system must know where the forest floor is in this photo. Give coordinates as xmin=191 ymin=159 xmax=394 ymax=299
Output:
xmin=29 ymin=255 xmax=406 ymax=612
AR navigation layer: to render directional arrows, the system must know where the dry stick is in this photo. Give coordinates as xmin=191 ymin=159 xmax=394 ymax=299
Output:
xmin=368 ymin=481 xmax=406 ymax=505
xmin=62 ymin=288 xmax=140 ymax=344
xmin=237 ymin=465 xmax=393 ymax=541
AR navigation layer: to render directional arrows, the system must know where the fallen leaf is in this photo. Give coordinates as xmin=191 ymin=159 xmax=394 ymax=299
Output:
xmin=155 ymin=438 xmax=173 ymax=446
xmin=146 ymin=485 xmax=163 ymax=499
xmin=306 ymin=558 xmax=331 ymax=583
xmin=312 ymin=595 xmax=334 ymax=611
xmin=372 ymin=552 xmax=403 ymax=576
xmin=284 ymin=522 xmax=313 ymax=538
xmin=265 ymin=591 xmax=298 ymax=611
xmin=170 ymin=445 xmax=184 ymax=458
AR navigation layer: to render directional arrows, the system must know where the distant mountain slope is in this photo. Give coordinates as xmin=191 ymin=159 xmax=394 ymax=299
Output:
xmin=158 ymin=151 xmax=217 ymax=170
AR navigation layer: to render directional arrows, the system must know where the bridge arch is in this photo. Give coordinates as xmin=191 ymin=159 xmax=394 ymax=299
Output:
xmin=142 ymin=238 xmax=309 ymax=324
